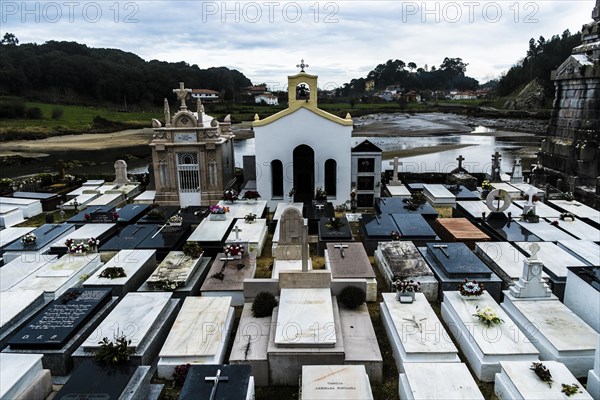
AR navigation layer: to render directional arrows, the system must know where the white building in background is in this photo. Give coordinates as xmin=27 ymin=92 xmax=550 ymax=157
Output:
xmin=191 ymin=89 xmax=219 ymax=102
xmin=255 ymin=92 xmax=279 ymax=106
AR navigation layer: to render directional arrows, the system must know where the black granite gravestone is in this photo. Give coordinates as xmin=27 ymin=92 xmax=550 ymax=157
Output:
xmin=179 ymin=364 xmax=252 ymax=400
xmin=136 ymin=223 xmax=190 ymax=260
xmin=483 ymin=220 xmax=542 ymax=242
xmin=359 ymin=214 xmax=400 ymax=255
xmin=4 ymin=224 xmax=73 ymax=253
xmin=317 ymin=216 xmax=353 ymax=255
xmin=444 ymin=184 xmax=480 ymax=201
xmin=99 ymin=224 xmax=157 ymax=252
xmin=9 ymin=288 xmax=111 ymax=350
xmin=13 ymin=191 xmax=63 ymax=212
xmin=114 ymin=204 xmax=150 ymax=225
xmin=90 ymin=211 xmax=117 ymax=223
xmin=305 ymin=201 xmax=335 ymax=234
xmin=375 ymin=197 xmax=439 ymax=220
xmin=54 ymin=360 xmax=138 ymax=400
xmin=137 ymin=206 xmax=179 ymax=224
xmin=390 ymin=214 xmax=438 ymax=246
xmin=67 ymin=206 xmax=114 ymax=224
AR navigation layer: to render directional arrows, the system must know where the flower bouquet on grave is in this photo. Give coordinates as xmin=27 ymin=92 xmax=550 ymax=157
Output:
xmin=167 ymin=214 xmax=183 ymax=227
xmin=113 ymin=212 xmax=119 ymax=221
xmin=314 ymin=187 xmax=327 ymax=201
xmin=210 ymin=205 xmax=229 ymax=221
xmin=224 ymin=243 xmax=245 ymax=259
xmin=523 ymin=209 xmax=540 ymax=223
xmin=244 ymin=213 xmax=257 ymax=223
xmin=242 ymin=190 xmax=261 ymax=203
xmin=390 ymin=230 xmax=401 ymax=241
xmin=530 ymin=362 xmax=553 ymax=388
xmin=99 ymin=267 xmax=127 ymax=279
xmin=392 ymin=279 xmax=421 ymax=302
xmin=146 ymin=208 xmax=164 ymax=220
xmin=21 ymin=232 xmax=37 ymax=245
xmin=65 ymin=238 xmax=92 ymax=255
xmin=87 ymin=237 xmax=100 ymax=251
xmin=84 ymin=213 xmax=91 ymax=222
xmin=472 ymin=306 xmax=504 ymax=327
xmin=325 ymin=217 xmax=345 ymax=230
xmin=459 ymin=279 xmax=484 ymax=298
xmin=222 ymin=189 xmax=239 ymax=203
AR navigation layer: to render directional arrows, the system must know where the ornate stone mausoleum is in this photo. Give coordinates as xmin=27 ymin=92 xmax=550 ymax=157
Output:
xmin=150 ymin=83 xmax=236 ymax=207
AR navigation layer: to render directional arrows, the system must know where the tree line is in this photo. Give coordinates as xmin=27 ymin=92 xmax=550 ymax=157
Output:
xmin=0 ymin=35 xmax=252 ymax=107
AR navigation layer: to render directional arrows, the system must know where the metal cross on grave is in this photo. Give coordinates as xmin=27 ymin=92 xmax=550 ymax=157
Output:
xmin=491 ymin=151 xmax=502 ymax=182
xmin=433 ymin=244 xmax=449 ymax=258
xmin=205 ymin=369 xmax=229 ymax=400
xmin=456 ymin=155 xmax=465 ymax=170
xmin=232 ymin=225 xmax=242 ymax=241
xmin=389 ymin=157 xmax=402 ymax=183
xmin=173 ymin=82 xmax=192 ymax=110
xmin=334 ymin=243 xmax=349 ymax=258
xmin=297 ymin=59 xmax=309 ymax=72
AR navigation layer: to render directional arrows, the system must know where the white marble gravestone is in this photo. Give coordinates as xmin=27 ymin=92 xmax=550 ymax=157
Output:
xmin=548 ymin=200 xmax=600 ymax=224
xmin=0 ymin=290 xmax=45 ymax=344
xmin=217 ymin=200 xmax=267 ymax=219
xmin=114 ymin=160 xmax=131 ymax=184
xmin=564 ymin=267 xmax=600 ymax=333
xmin=86 ymin=192 xmax=124 ymax=208
xmin=381 ymin=292 xmax=459 ymax=372
xmin=495 ymin=361 xmax=593 ymax=400
xmin=0 ymin=353 xmax=52 ymax=400
xmin=399 ymin=362 xmax=484 ymax=400
xmin=146 ymin=251 xmax=202 ymax=290
xmin=508 ymin=244 xmax=552 ymax=299
xmin=83 ymin=249 xmax=156 ymax=296
xmin=273 ymin=202 xmax=303 ymax=220
xmin=588 ymin=335 xmax=600 ymax=400
xmin=441 ymin=291 xmax=539 ymax=381
xmin=423 ymin=184 xmax=456 ymax=206
xmin=225 ymin=219 xmax=268 ymax=257
xmin=14 ymin=254 xmax=102 ymax=301
xmin=188 ymin=217 xmax=234 ymax=243
xmin=0 ymin=227 xmax=35 ymax=249
xmin=157 ymin=296 xmax=234 ymax=379
xmin=558 ymin=240 xmax=600 ymax=266
xmin=61 ymin=193 xmax=100 ymax=210
xmin=514 ymin=220 xmax=576 ymax=241
xmin=548 ymin=218 xmax=600 ymax=241
xmin=0 ymin=255 xmax=57 ymax=291
xmin=0 ymin=204 xmax=24 ymax=228
xmin=476 ymin=242 xmax=549 ymax=284
xmin=301 ymin=365 xmax=373 ymax=400
xmin=514 ymin=242 xmax=588 ymax=281
xmin=491 ymin=182 xmax=521 ymax=198
xmin=50 ymin=223 xmax=116 ymax=253
xmin=132 ymin=190 xmax=156 ymax=204
xmin=0 ymin=197 xmax=43 ymax=218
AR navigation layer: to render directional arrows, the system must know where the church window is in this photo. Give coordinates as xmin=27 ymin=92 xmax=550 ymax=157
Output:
xmin=324 ymin=159 xmax=337 ymax=197
xmin=271 ymin=160 xmax=284 ymax=198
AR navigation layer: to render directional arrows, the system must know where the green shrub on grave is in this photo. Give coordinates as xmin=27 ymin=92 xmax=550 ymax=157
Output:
xmin=252 ymin=291 xmax=278 ymax=318
xmin=339 ymin=285 xmax=366 ymax=309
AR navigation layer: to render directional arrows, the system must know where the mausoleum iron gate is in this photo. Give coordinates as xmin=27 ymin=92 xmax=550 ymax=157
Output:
xmin=176 ymin=152 xmax=201 ymax=207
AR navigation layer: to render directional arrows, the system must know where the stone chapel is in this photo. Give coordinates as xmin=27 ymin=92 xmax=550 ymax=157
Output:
xmin=150 ymin=83 xmax=236 ymax=207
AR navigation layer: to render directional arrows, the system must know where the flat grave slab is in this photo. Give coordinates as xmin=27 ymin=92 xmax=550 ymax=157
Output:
xmin=301 ymin=365 xmax=373 ymax=400
xmin=84 ymin=249 xmax=156 ymax=297
xmin=75 ymin=292 xmax=178 ymax=366
xmin=0 ymin=255 xmax=57 ymax=291
xmin=146 ymin=251 xmax=203 ymax=289
xmin=490 ymin=182 xmax=522 ymax=198
xmin=94 ymin=184 xmax=118 ymax=194
xmin=456 ymin=200 xmax=522 ymax=221
xmin=514 ymin=241 xmax=588 ymax=300
xmin=476 ymin=242 xmax=549 ymax=284
xmin=53 ymin=359 xmax=153 ymax=400
xmin=558 ymin=240 xmax=600 ymax=266
xmin=85 ymin=192 xmax=124 ymax=208
xmin=387 ymin=185 xmax=411 ymax=197
xmin=157 ymin=297 xmax=234 ymax=379
xmin=444 ymin=184 xmax=480 ymax=201
xmin=137 ymin=205 xmax=179 ymax=224
xmin=435 ymin=218 xmax=490 ymax=249
xmin=0 ymin=204 xmax=24 ymax=228
xmin=3 ymin=223 xmax=75 ymax=264
xmin=67 ymin=185 xmax=100 ymax=198
xmin=390 ymin=214 xmax=438 ymax=245
xmin=0 ymin=226 xmax=35 ymax=249
xmin=317 ymin=216 xmax=353 ymax=255
xmin=135 ymin=224 xmax=190 ymax=260
xmin=482 ymin=219 xmax=541 ymax=242
xmin=225 ymin=219 xmax=268 ymax=257
xmin=132 ymin=190 xmax=156 ymax=204
xmin=5 ymin=288 xmax=117 ymax=376
xmin=188 ymin=218 xmax=234 ymax=256
xmin=305 ymin=202 xmax=335 ymax=234
xmin=0 ymin=196 xmax=43 ymax=218
xmin=0 ymin=353 xmax=52 ymax=400
xmin=99 ymin=224 xmax=157 ymax=251
xmin=441 ymin=291 xmax=540 ymax=382
xmin=179 ymin=364 xmax=254 ymax=400
xmin=13 ymin=191 xmax=63 ymax=212
xmin=67 ymin=205 xmax=115 ymax=224
xmin=14 ymin=253 xmax=103 ymax=301
xmin=112 ymin=183 xmax=141 ymax=198
xmin=325 ymin=242 xmax=376 ymax=301
xmin=375 ymin=197 xmax=438 ymax=220
xmin=114 ymin=204 xmax=150 ymax=225
xmin=0 ymin=290 xmax=46 ymax=347
xmin=49 ymin=223 xmax=117 ymax=255
xmin=359 ymin=214 xmax=400 ymax=255
xmin=399 ymin=362 xmax=484 ymax=400
xmin=513 ymin=200 xmax=562 ymax=218
xmin=547 ymin=217 xmax=600 ymax=241
xmin=502 ymin=293 xmax=597 ymax=377
xmin=271 ymin=259 xmax=313 ymax=279
xmin=423 ymin=184 xmax=456 ymax=206
xmin=62 ymin=193 xmax=100 ymax=210
xmin=200 ymin=252 xmax=257 ymax=306
xmin=564 ymin=266 xmax=600 ymax=333
xmin=515 ymin=219 xmax=578 ymax=241
xmin=374 ymin=241 xmax=437 ymax=301
xmin=495 ymin=360 xmax=593 ymax=400
xmin=381 ymin=292 xmax=459 ymax=372
xmin=217 ymin=199 xmax=267 ymax=219
xmin=275 ymin=288 xmax=336 ymax=347
xmin=548 ymin=199 xmax=600 ymax=226
xmin=419 ymin=242 xmax=502 ymax=302
xmin=83 ymin=179 xmax=105 ymax=186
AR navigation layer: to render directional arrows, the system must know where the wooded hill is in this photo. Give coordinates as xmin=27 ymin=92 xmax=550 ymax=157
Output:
xmin=0 ymin=40 xmax=252 ymax=106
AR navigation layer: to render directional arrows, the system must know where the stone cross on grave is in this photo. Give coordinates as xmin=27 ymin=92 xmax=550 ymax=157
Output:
xmin=297 ymin=59 xmax=309 ymax=72
xmin=205 ymin=369 xmax=229 ymax=400
xmin=433 ymin=244 xmax=449 ymax=258
xmin=491 ymin=151 xmax=502 ymax=182
xmin=232 ymin=225 xmax=242 ymax=241
xmin=389 ymin=157 xmax=402 ymax=183
xmin=525 ymin=187 xmax=538 ymax=205
xmin=456 ymin=155 xmax=465 ymax=169
xmin=334 ymin=243 xmax=348 ymax=258
xmin=528 ymin=243 xmax=540 ymax=261
xmin=173 ymin=82 xmax=191 ymax=110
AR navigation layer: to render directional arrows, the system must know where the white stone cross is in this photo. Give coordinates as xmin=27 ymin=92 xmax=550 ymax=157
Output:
xmin=301 ymin=225 xmax=309 ymax=272
xmin=232 ymin=225 xmax=242 ymax=241
xmin=173 ymin=82 xmax=192 ymax=110
xmin=334 ymin=243 xmax=349 ymax=258
xmin=528 ymin=243 xmax=540 ymax=261
xmin=389 ymin=157 xmax=402 ymax=182
xmin=525 ymin=187 xmax=538 ymax=205
xmin=433 ymin=244 xmax=449 ymax=257
xmin=205 ymin=369 xmax=229 ymax=400
xmin=315 ymin=204 xmax=324 ymax=211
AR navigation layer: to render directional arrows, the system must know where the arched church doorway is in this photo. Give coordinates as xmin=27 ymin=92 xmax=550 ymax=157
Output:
xmin=293 ymin=144 xmax=315 ymax=203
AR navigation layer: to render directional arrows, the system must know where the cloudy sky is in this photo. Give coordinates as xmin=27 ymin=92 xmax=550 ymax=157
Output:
xmin=2 ymin=1 xmax=594 ymax=87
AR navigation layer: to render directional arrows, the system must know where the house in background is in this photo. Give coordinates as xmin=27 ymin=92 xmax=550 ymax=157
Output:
xmin=255 ymin=92 xmax=279 ymax=106
xmin=191 ymin=89 xmax=220 ymax=103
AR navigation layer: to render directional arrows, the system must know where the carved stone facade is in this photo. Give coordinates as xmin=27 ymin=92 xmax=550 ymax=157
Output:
xmin=539 ymin=1 xmax=600 ymax=186
xmin=150 ymin=82 xmax=236 ymax=207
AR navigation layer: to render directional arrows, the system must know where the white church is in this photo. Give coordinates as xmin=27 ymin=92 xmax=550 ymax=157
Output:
xmin=253 ymin=61 xmax=361 ymax=208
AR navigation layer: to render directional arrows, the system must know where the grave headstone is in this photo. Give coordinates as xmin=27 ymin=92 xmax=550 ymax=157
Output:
xmin=359 ymin=214 xmax=401 ymax=255
xmin=508 ymin=243 xmax=552 ymax=298
xmin=136 ymin=223 xmax=191 ymax=260
xmin=490 ymin=151 xmax=502 ymax=182
xmin=0 ymin=255 xmax=57 ymax=291
xmin=0 ymin=290 xmax=46 ymax=348
xmin=146 ymin=251 xmax=203 ymax=290
xmin=187 ymin=218 xmax=234 ymax=257
xmin=114 ymin=159 xmax=131 ymax=184
xmin=390 ymin=214 xmax=438 ymax=246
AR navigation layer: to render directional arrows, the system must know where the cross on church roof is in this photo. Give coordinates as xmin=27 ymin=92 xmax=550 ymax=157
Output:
xmin=173 ymin=82 xmax=192 ymax=110
xmin=296 ymin=59 xmax=309 ymax=72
